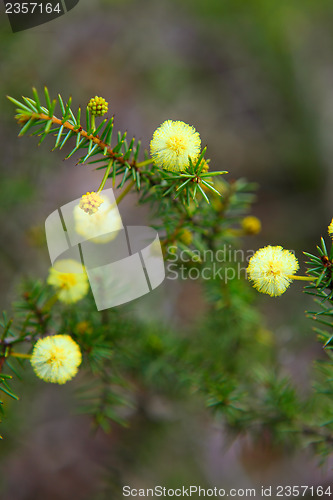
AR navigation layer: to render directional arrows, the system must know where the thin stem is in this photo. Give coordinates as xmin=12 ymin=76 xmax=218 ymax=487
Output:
xmin=115 ymin=180 xmax=135 ymax=205
xmin=10 ymin=352 xmax=31 ymax=359
xmin=17 ymin=111 xmax=163 ymax=194
xmin=226 ymin=228 xmax=244 ymax=237
xmin=31 ymin=112 xmax=135 ymax=170
xmin=97 ymin=160 xmax=113 ymax=193
xmin=91 ymin=115 xmax=96 ymax=132
xmin=41 ymin=293 xmax=59 ymax=312
xmin=136 ymin=159 xmax=154 ymax=167
xmin=288 ymin=275 xmax=315 ymax=281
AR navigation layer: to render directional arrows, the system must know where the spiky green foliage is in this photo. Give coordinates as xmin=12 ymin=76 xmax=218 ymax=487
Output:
xmin=7 ymin=87 xmax=226 ymax=207
xmin=2 ymin=87 xmax=333 ymax=462
xmin=304 ymin=236 xmax=333 ymax=352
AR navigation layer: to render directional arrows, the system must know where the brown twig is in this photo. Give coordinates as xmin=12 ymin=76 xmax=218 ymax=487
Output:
xmin=33 ymin=112 xmax=136 ymax=167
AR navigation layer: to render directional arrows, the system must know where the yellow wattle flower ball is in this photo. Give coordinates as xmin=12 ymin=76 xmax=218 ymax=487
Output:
xmin=150 ymin=120 xmax=201 ymax=172
xmin=47 ymin=259 xmax=89 ymax=304
xmin=241 ymin=216 xmax=262 ymax=235
xmin=31 ymin=335 xmax=82 ymax=384
xmin=247 ymin=245 xmax=299 ymax=297
xmin=179 ymin=228 xmax=193 ymax=246
xmin=79 ymin=191 xmax=104 ymax=215
xmin=76 ymin=321 xmax=93 ymax=335
xmin=328 ymin=218 xmax=333 ymax=238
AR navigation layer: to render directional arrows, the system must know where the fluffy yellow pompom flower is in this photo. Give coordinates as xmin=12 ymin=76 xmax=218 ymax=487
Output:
xmin=47 ymin=259 xmax=89 ymax=304
xmin=31 ymin=335 xmax=82 ymax=384
xmin=247 ymin=245 xmax=299 ymax=297
xmin=79 ymin=191 xmax=104 ymax=215
xmin=150 ymin=120 xmax=201 ymax=172
xmin=328 ymin=218 xmax=333 ymax=238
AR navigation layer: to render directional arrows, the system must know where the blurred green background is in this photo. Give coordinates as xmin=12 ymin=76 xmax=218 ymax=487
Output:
xmin=1 ymin=0 xmax=333 ymax=498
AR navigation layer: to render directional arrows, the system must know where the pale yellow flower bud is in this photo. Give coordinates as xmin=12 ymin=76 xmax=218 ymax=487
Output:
xmin=79 ymin=191 xmax=104 ymax=215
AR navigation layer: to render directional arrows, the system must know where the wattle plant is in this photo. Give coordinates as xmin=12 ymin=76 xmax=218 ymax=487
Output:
xmin=0 ymin=87 xmax=332 ymax=463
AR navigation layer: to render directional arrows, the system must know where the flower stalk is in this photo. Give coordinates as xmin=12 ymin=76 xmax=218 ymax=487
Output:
xmin=287 ymin=275 xmax=315 ymax=281
xmin=10 ymin=352 xmax=31 ymax=359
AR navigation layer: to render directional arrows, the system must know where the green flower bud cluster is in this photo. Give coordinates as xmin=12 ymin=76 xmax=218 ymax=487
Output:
xmin=87 ymin=96 xmax=108 ymax=116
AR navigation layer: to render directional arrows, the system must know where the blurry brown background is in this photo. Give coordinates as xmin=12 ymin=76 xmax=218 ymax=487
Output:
xmin=0 ymin=0 xmax=333 ymax=498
